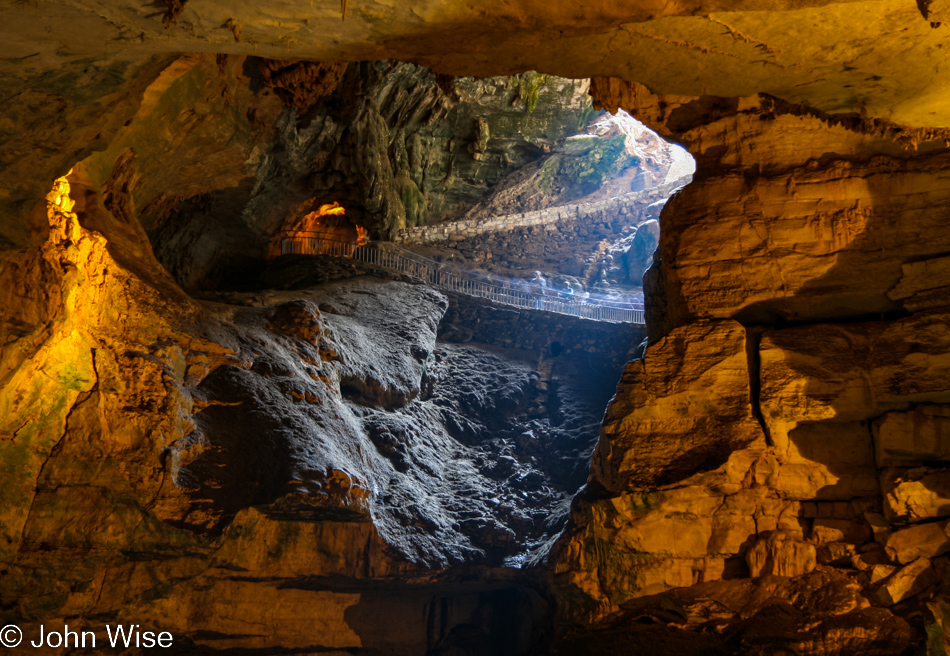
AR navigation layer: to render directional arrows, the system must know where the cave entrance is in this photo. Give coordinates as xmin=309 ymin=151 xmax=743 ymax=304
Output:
xmin=135 ymin=60 xmax=695 ymax=569
xmin=268 ymin=202 xmax=368 ymax=258
xmin=380 ymin=96 xmax=695 ymax=332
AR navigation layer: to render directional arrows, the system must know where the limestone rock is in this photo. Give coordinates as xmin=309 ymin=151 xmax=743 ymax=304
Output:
xmin=0 ymin=181 xmax=618 ymax=640
xmin=600 ymin=86 xmax=950 ymax=331
xmin=624 ymin=219 xmax=659 ymax=284
xmin=810 ymin=518 xmax=872 ymax=547
xmin=875 ymin=557 xmax=937 ymax=607
xmin=816 ymin=542 xmax=856 ymax=566
xmin=3 ymin=1 xmax=950 ymax=653
xmin=769 ymin=422 xmax=879 ymax=501
xmin=591 ymin=319 xmax=764 ymax=491
xmin=864 ymin=513 xmax=894 ymax=547
xmin=257 ymin=58 xmax=348 ymax=111
xmin=917 ymin=0 xmax=950 ymax=26
xmin=572 ymin=570 xmax=916 ymax=656
xmin=850 ymin=546 xmax=890 ymax=572
xmin=870 ymin=564 xmax=898 ymax=585
xmin=873 ymin=405 xmax=950 ymax=467
xmin=759 ymin=315 xmax=950 ymax=453
xmin=887 ymin=254 xmax=950 ymax=312
xmin=884 ymin=521 xmax=950 ymax=564
xmin=882 ymin=467 xmax=950 ymax=523
xmin=746 ymin=532 xmax=817 ymax=578
xmin=455 ymin=111 xmax=681 ymax=222
xmin=145 ymin=61 xmax=595 ymax=289
xmin=551 ymin=447 xmax=820 ymax=616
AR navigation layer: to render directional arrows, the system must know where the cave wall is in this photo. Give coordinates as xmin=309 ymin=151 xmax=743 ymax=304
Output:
xmin=148 ymin=61 xmax=596 ymax=290
xmin=548 ymin=81 xmax=950 ymax=648
xmin=0 ymin=182 xmax=610 ymax=650
xmin=396 ymin=179 xmax=680 ymax=281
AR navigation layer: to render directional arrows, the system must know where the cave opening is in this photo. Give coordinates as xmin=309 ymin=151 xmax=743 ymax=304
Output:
xmin=33 ymin=59 xmax=700 ymax=577
xmin=4 ymin=53 xmax=709 ymax=655
xmin=97 ymin=61 xmax=698 ymax=574
xmin=123 ymin=61 xmax=699 ymax=569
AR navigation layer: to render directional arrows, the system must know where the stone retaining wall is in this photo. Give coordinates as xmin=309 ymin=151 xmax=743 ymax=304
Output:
xmin=395 ymin=177 xmax=690 ymax=245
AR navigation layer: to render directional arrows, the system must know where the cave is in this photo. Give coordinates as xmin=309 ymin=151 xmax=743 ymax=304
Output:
xmin=2 ymin=3 xmax=950 ymax=656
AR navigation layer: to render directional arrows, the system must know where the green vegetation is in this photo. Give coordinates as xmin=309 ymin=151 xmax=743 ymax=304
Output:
xmin=537 ymin=158 xmax=560 ymax=193
xmin=518 ymin=72 xmax=551 ymax=115
xmin=927 ymin=622 xmax=946 ymax=656
xmin=927 ymin=602 xmax=950 ymax=656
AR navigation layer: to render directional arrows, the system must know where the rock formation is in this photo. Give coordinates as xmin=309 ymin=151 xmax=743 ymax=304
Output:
xmin=3 ymin=2 xmax=950 ymax=654
xmin=0 ymin=175 xmax=631 ymax=650
xmin=547 ymin=80 xmax=950 ymax=652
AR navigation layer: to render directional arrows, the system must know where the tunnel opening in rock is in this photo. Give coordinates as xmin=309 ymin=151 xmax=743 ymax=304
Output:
xmin=0 ymin=50 xmax=706 ymax=653
xmin=270 ymin=201 xmax=369 ymax=258
xmin=30 ymin=58 xmax=693 ymax=591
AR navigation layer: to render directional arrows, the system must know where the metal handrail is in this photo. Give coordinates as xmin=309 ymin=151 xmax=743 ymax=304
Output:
xmin=279 ymin=235 xmax=645 ymax=324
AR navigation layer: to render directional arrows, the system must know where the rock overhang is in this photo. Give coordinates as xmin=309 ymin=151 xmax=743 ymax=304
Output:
xmin=2 ymin=0 xmax=948 ymax=126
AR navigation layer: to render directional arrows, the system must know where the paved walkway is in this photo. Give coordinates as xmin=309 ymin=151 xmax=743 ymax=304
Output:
xmin=279 ymin=236 xmax=645 ymax=324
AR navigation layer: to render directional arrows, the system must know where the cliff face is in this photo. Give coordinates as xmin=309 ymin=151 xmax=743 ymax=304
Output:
xmin=549 ymin=81 xmax=950 ymax=652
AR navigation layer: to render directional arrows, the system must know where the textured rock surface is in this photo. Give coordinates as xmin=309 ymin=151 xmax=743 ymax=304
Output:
xmin=548 ymin=81 xmax=950 ymax=654
xmin=452 ymin=111 xmax=684 ymax=221
xmin=149 ymin=61 xmax=596 ymax=290
xmin=591 ymin=319 xmax=764 ymax=491
xmin=3 ymin=0 xmax=950 ymax=254
xmin=0 ymin=181 xmax=623 ymax=650
xmin=398 ymin=180 xmax=680 ymax=290
xmin=624 ymin=219 xmax=660 ymax=284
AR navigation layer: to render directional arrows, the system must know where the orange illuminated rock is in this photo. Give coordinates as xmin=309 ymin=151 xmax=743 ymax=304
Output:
xmin=884 ymin=521 xmax=950 ymax=564
xmin=551 ymin=83 xmax=950 ymax=643
xmin=746 ymin=531 xmax=817 ymax=578
xmin=873 ymin=405 xmax=950 ymax=467
xmin=591 ymin=319 xmax=764 ymax=491
xmin=2 ymin=4 xmax=950 ymax=651
xmin=875 ymin=557 xmax=937 ymax=607
xmin=882 ymin=468 xmax=950 ymax=523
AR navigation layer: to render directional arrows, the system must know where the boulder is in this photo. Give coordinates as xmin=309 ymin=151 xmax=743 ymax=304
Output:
xmin=851 ymin=545 xmax=890 ymax=572
xmin=884 ymin=521 xmax=950 ymax=564
xmin=875 ymin=558 xmax=937 ymax=607
xmin=882 ymin=467 xmax=950 ymax=523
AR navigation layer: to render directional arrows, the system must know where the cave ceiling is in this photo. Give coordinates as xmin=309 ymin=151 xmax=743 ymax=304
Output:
xmin=1 ymin=0 xmax=947 ymax=128
xmin=0 ymin=0 xmax=945 ymax=251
